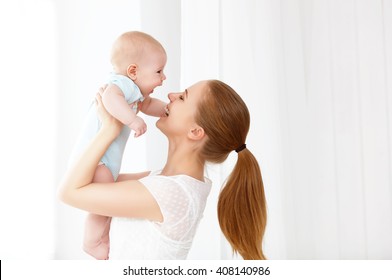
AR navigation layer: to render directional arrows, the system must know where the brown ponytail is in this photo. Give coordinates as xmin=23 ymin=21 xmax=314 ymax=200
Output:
xmin=218 ymin=149 xmax=267 ymax=259
xmin=196 ymin=80 xmax=267 ymax=259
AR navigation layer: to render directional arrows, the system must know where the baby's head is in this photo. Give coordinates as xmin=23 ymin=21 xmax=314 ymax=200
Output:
xmin=111 ymin=31 xmax=167 ymax=96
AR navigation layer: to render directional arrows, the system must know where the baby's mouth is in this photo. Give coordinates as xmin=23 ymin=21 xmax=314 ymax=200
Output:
xmin=164 ymin=106 xmax=170 ymax=116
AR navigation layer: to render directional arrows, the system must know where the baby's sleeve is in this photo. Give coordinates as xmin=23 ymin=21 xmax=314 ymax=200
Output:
xmin=108 ymin=74 xmax=143 ymax=103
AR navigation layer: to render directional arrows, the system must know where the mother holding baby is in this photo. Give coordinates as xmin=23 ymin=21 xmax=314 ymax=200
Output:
xmin=59 ymin=78 xmax=267 ymax=260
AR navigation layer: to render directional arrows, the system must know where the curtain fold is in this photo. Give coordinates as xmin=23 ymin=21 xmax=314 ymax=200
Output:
xmin=181 ymin=0 xmax=392 ymax=259
xmin=50 ymin=0 xmax=392 ymax=259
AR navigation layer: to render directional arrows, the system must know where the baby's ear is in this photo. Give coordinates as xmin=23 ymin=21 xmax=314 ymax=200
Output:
xmin=188 ymin=125 xmax=205 ymax=141
xmin=127 ymin=64 xmax=137 ymax=80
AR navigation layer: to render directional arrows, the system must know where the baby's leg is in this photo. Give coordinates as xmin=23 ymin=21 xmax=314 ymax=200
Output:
xmin=83 ymin=164 xmax=113 ymax=260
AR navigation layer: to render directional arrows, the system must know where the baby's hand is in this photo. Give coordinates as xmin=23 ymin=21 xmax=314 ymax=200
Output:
xmin=128 ymin=116 xmax=147 ymax=137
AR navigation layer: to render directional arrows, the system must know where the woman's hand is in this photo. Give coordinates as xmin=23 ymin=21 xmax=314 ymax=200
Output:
xmin=95 ymin=86 xmax=123 ymax=138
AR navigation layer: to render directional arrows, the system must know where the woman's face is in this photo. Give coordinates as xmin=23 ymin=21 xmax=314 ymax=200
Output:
xmin=156 ymin=81 xmax=207 ymax=138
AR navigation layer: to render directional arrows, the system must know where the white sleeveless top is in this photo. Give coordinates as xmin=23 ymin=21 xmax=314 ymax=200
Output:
xmin=108 ymin=171 xmax=212 ymax=259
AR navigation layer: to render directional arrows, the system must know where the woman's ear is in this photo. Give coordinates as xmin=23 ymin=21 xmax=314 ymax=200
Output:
xmin=127 ymin=64 xmax=137 ymax=80
xmin=188 ymin=126 xmax=205 ymax=141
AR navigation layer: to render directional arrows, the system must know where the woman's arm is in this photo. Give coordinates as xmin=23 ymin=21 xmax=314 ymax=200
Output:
xmin=117 ymin=171 xmax=151 ymax=182
xmin=58 ymin=94 xmax=162 ymax=222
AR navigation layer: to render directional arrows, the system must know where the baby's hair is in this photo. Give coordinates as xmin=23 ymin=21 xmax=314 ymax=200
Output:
xmin=110 ymin=31 xmax=165 ymax=74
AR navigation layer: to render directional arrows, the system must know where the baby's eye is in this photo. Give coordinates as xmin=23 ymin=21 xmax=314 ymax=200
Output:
xmin=157 ymin=70 xmax=162 ymax=73
xmin=179 ymin=95 xmax=184 ymax=100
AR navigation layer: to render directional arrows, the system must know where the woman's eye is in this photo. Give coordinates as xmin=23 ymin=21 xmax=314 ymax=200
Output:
xmin=157 ymin=70 xmax=162 ymax=73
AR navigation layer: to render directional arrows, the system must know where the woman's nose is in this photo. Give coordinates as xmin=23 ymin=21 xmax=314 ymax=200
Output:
xmin=168 ymin=93 xmax=178 ymax=102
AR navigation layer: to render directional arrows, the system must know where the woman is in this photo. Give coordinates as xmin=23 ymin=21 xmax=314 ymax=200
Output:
xmin=59 ymin=79 xmax=267 ymax=260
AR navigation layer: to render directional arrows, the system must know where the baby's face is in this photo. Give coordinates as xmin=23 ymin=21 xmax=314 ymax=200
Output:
xmin=134 ymin=49 xmax=167 ymax=96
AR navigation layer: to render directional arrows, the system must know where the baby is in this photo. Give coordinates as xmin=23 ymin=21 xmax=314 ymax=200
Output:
xmin=69 ymin=31 xmax=167 ymax=259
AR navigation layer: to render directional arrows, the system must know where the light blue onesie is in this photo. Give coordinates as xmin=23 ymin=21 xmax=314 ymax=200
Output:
xmin=69 ymin=73 xmax=144 ymax=180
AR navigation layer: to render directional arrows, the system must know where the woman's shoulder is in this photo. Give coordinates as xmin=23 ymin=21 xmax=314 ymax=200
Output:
xmin=145 ymin=170 xmax=211 ymax=187
xmin=139 ymin=170 xmax=212 ymax=198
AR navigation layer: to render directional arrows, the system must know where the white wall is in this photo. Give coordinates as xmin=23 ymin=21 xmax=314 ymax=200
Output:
xmin=0 ymin=0 xmax=57 ymax=259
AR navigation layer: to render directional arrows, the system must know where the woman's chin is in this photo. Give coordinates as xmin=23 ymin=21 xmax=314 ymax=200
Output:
xmin=156 ymin=118 xmax=170 ymax=135
xmin=156 ymin=118 xmax=164 ymax=129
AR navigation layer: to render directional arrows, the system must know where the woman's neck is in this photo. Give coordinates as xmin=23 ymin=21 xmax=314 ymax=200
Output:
xmin=160 ymin=142 xmax=205 ymax=181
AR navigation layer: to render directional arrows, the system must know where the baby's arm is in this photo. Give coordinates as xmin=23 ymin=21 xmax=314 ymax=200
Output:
xmin=102 ymin=84 xmax=146 ymax=137
xmin=140 ymin=96 xmax=167 ymax=117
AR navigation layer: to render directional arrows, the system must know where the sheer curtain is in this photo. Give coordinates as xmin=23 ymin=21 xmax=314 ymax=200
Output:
xmin=9 ymin=0 xmax=388 ymax=259
xmin=275 ymin=0 xmax=392 ymax=259
xmin=181 ymin=0 xmax=392 ymax=259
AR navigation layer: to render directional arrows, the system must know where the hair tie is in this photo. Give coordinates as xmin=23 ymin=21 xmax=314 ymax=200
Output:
xmin=235 ymin=143 xmax=246 ymax=153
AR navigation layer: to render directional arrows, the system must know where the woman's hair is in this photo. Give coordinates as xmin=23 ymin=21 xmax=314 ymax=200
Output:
xmin=195 ymin=80 xmax=267 ymax=260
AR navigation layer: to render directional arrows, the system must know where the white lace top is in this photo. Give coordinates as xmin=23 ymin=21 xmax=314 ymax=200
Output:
xmin=108 ymin=171 xmax=212 ymax=259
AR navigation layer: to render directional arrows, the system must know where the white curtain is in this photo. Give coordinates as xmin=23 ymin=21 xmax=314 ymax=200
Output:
xmin=3 ymin=0 xmax=389 ymax=259
xmin=180 ymin=0 xmax=392 ymax=259
xmin=276 ymin=0 xmax=392 ymax=259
